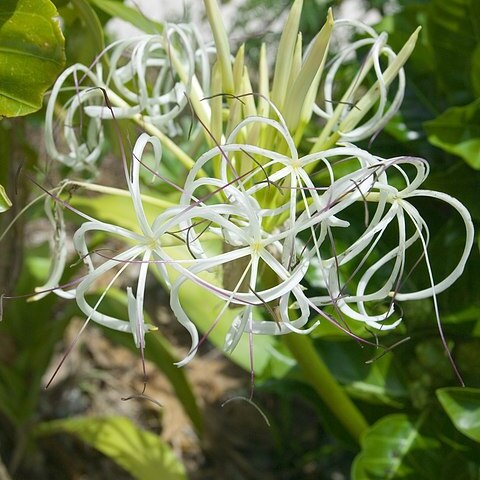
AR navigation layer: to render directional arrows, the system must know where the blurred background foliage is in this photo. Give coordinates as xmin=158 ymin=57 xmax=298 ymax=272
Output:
xmin=1 ymin=0 xmax=479 ymax=479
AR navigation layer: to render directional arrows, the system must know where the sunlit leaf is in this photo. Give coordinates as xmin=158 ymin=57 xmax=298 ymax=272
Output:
xmin=0 ymin=184 xmax=11 ymax=212
xmin=35 ymin=416 xmax=187 ymax=480
xmin=0 ymin=0 xmax=65 ymax=117
xmin=437 ymin=387 xmax=480 ymax=443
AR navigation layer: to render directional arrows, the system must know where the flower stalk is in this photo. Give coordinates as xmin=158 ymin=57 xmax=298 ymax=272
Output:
xmin=283 ymin=333 xmax=368 ymax=442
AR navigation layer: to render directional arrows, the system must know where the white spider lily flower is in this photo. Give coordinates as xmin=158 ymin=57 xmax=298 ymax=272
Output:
xmin=87 ymin=24 xmax=210 ymax=134
xmin=306 ymin=155 xmax=474 ymax=328
xmin=71 ymin=134 xmax=171 ymax=348
xmin=45 ymin=63 xmax=105 ymax=170
xmin=169 ymin=252 xmax=313 ymax=367
xmin=39 ymin=0 xmax=474 ymax=374
xmin=183 ymin=109 xmax=390 ymax=270
xmin=31 ymin=196 xmax=74 ymax=301
xmin=147 ymin=180 xmax=317 ymax=366
xmin=312 ymin=19 xmax=415 ymax=147
xmin=45 ymin=23 xmax=210 ymax=171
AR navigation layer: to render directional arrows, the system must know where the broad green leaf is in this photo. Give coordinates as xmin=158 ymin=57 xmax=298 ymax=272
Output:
xmin=424 ymin=99 xmax=480 ymax=168
xmin=35 ymin=416 xmax=187 ymax=480
xmin=352 ymin=414 xmax=446 ymax=479
xmin=69 ymin=189 xmax=175 ymax=233
xmin=437 ymin=387 xmax=480 ymax=443
xmin=0 ymin=0 xmax=65 ymax=117
xmin=0 ymin=184 xmax=11 ymax=212
xmin=352 ymin=412 xmax=480 ymax=479
xmin=87 ymin=0 xmax=163 ymax=34
xmin=70 ymin=193 xmax=162 ymax=233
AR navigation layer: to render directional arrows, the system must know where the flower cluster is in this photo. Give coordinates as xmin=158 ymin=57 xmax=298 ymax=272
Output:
xmin=39 ymin=2 xmax=474 ymax=367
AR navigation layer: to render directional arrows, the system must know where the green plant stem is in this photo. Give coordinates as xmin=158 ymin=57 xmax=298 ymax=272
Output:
xmin=283 ymin=334 xmax=368 ymax=443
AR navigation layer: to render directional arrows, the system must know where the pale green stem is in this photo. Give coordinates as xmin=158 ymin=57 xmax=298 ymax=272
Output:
xmin=283 ymin=334 xmax=369 ymax=443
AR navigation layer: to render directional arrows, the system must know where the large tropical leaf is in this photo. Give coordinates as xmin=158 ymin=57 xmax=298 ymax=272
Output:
xmin=35 ymin=416 xmax=187 ymax=480
xmin=0 ymin=0 xmax=65 ymax=117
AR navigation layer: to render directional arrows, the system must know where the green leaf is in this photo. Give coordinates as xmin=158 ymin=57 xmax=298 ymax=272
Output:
xmin=0 ymin=248 xmax=70 ymax=425
xmin=87 ymin=0 xmax=163 ymax=34
xmin=316 ymin=340 xmax=408 ymax=407
xmin=35 ymin=416 xmax=187 ymax=480
xmin=352 ymin=413 xmax=448 ymax=479
xmin=443 ymin=306 xmax=480 ymax=325
xmin=424 ymin=99 xmax=480 ymax=168
xmin=71 ymin=0 xmax=105 ymax=54
xmin=472 ymin=44 xmax=480 ymax=97
xmin=352 ymin=411 xmax=480 ymax=479
xmin=69 ymin=191 xmax=174 ymax=233
xmin=426 ymin=163 xmax=480 ymax=221
xmin=437 ymin=387 xmax=480 ymax=443
xmin=0 ymin=365 xmax=27 ymax=423
xmin=428 ymin=0 xmax=480 ymax=104
xmin=0 ymin=0 xmax=65 ymax=117
xmin=0 ymin=184 xmax=11 ymax=212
